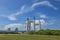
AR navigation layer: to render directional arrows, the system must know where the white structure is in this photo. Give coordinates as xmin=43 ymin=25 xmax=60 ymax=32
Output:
xmin=33 ymin=17 xmax=35 ymax=32
xmin=25 ymin=17 xmax=41 ymax=32
xmin=25 ymin=18 xmax=31 ymax=32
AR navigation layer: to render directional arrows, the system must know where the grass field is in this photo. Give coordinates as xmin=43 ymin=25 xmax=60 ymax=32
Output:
xmin=0 ymin=34 xmax=60 ymax=40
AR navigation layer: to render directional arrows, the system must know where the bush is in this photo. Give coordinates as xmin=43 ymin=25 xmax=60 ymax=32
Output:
xmin=28 ymin=31 xmax=35 ymax=35
xmin=28 ymin=29 xmax=60 ymax=35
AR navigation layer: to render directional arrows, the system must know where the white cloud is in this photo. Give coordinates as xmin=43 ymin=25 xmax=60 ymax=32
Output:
xmin=7 ymin=5 xmax=26 ymax=20
xmin=32 ymin=1 xmax=57 ymax=10
xmin=0 ymin=5 xmax=26 ymax=20
xmin=15 ymin=5 xmax=26 ymax=15
xmin=1 ymin=5 xmax=33 ymax=20
xmin=7 ymin=15 xmax=16 ymax=20
xmin=0 ymin=5 xmax=31 ymax=20
xmin=45 ymin=19 xmax=56 ymax=25
xmin=6 ymin=1 xmax=57 ymax=21
xmin=40 ymin=14 xmax=48 ymax=18
xmin=4 ymin=23 xmax=23 ymax=30
xmin=0 ymin=1 xmax=58 ymax=21
xmin=0 ymin=14 xmax=17 ymax=20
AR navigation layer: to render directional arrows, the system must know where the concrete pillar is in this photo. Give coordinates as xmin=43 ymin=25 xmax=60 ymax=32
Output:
xmin=15 ymin=28 xmax=18 ymax=32
xmin=39 ymin=20 xmax=41 ymax=30
xmin=26 ymin=18 xmax=31 ymax=32
xmin=33 ymin=17 xmax=35 ymax=32
xmin=8 ymin=28 xmax=11 ymax=32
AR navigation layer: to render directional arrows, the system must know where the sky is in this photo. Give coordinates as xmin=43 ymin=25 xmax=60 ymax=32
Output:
xmin=0 ymin=0 xmax=60 ymax=31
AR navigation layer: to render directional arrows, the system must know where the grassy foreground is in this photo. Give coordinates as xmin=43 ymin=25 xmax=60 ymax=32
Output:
xmin=0 ymin=34 xmax=60 ymax=40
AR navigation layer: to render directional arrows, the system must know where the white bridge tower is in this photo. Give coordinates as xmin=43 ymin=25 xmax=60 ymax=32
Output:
xmin=25 ymin=17 xmax=41 ymax=32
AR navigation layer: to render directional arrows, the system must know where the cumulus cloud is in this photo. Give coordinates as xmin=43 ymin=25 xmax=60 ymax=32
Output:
xmin=4 ymin=23 xmax=23 ymax=30
xmin=31 ymin=1 xmax=57 ymax=10
xmin=40 ymin=14 xmax=48 ymax=18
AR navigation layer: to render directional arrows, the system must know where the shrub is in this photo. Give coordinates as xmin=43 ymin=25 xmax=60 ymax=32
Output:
xmin=28 ymin=31 xmax=35 ymax=35
xmin=31 ymin=29 xmax=60 ymax=35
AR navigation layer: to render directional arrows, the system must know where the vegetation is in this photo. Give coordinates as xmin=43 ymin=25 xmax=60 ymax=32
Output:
xmin=0 ymin=29 xmax=60 ymax=40
xmin=28 ymin=29 xmax=60 ymax=35
xmin=27 ymin=31 xmax=35 ymax=35
xmin=0 ymin=31 xmax=18 ymax=34
xmin=0 ymin=34 xmax=60 ymax=40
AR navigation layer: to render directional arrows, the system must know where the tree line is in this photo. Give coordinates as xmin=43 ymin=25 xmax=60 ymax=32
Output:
xmin=28 ymin=29 xmax=60 ymax=35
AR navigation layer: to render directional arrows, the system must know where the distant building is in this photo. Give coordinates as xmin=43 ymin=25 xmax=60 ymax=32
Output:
xmin=15 ymin=28 xmax=18 ymax=32
xmin=8 ymin=28 xmax=11 ymax=32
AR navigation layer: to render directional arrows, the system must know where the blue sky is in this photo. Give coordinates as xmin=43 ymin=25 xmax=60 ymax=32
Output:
xmin=0 ymin=0 xmax=60 ymax=31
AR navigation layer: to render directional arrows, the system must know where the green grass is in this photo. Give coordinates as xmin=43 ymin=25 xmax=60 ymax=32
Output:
xmin=0 ymin=34 xmax=60 ymax=40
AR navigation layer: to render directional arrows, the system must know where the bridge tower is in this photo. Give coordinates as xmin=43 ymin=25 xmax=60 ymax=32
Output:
xmin=26 ymin=18 xmax=31 ymax=32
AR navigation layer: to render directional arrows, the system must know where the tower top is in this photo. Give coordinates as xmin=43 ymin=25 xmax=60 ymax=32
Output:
xmin=26 ymin=18 xmax=29 ymax=20
xmin=33 ymin=17 xmax=35 ymax=20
